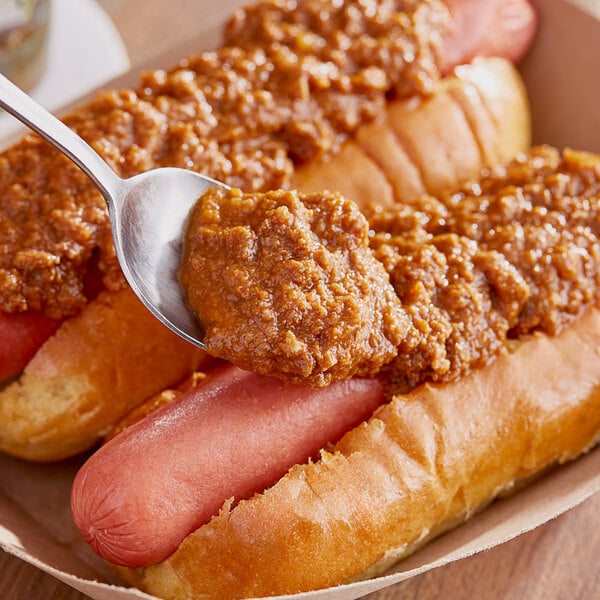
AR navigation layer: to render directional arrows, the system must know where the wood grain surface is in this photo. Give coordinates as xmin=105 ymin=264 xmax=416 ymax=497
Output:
xmin=1 ymin=1 xmax=599 ymax=599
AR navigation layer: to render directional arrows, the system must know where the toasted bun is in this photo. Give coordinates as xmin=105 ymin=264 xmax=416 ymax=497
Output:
xmin=290 ymin=57 xmax=531 ymax=209
xmin=116 ymin=306 xmax=600 ymax=599
xmin=0 ymin=57 xmax=528 ymax=462
xmin=0 ymin=289 xmax=207 ymax=461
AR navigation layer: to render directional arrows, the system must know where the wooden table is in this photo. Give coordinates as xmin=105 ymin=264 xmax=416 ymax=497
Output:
xmin=1 ymin=1 xmax=600 ymax=598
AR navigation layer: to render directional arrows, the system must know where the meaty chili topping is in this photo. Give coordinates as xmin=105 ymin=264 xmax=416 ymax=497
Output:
xmin=0 ymin=0 xmax=449 ymax=319
xmin=368 ymin=146 xmax=600 ymax=393
xmin=180 ymin=147 xmax=600 ymax=390
xmin=181 ymin=187 xmax=407 ymax=386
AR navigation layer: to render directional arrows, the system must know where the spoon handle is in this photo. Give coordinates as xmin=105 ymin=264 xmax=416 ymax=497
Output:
xmin=0 ymin=73 xmax=121 ymax=201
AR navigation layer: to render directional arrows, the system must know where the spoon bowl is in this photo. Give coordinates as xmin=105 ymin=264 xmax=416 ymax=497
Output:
xmin=113 ymin=168 xmax=227 ymax=347
xmin=0 ymin=73 xmax=229 ymax=348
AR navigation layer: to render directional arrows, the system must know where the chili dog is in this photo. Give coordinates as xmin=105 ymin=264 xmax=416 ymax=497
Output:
xmin=69 ymin=0 xmax=550 ymax=590
xmin=0 ymin=0 xmax=534 ymax=462
xmin=73 ymin=145 xmax=600 ymax=599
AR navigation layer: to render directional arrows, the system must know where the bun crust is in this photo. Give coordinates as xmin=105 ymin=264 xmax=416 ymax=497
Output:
xmin=117 ymin=306 xmax=600 ymax=599
xmin=0 ymin=289 xmax=206 ymax=461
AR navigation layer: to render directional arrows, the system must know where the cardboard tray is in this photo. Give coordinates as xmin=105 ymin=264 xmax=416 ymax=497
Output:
xmin=1 ymin=0 xmax=600 ymax=598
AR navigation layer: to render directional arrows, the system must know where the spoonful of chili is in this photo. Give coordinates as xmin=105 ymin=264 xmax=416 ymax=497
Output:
xmin=0 ymin=73 xmax=228 ymax=348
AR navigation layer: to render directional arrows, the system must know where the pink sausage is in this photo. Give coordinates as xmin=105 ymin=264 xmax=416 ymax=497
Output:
xmin=441 ymin=0 xmax=537 ymax=73
xmin=0 ymin=311 xmax=61 ymax=383
xmin=71 ymin=364 xmax=386 ymax=567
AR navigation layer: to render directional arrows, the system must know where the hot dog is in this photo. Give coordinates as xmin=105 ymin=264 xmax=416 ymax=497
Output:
xmin=0 ymin=0 xmax=534 ymax=462
xmin=72 ymin=144 xmax=600 ymax=599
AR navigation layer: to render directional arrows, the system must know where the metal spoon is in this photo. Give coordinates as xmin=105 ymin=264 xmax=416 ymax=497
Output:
xmin=0 ymin=73 xmax=229 ymax=348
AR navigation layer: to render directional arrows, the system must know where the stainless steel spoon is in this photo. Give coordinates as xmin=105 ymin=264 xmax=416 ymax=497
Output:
xmin=0 ymin=73 xmax=229 ymax=348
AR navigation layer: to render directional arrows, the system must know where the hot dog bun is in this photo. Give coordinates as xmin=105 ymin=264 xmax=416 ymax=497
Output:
xmin=113 ymin=305 xmax=600 ymax=599
xmin=0 ymin=55 xmax=530 ymax=462
xmin=0 ymin=289 xmax=207 ymax=461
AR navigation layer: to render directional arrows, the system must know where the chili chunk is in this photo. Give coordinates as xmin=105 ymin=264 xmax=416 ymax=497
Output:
xmin=180 ymin=188 xmax=408 ymax=387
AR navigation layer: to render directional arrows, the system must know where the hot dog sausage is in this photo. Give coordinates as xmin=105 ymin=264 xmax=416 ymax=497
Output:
xmin=441 ymin=0 xmax=537 ymax=72
xmin=71 ymin=363 xmax=386 ymax=567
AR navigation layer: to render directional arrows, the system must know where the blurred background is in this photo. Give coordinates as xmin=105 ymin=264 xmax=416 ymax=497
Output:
xmin=0 ymin=0 xmax=245 ymax=139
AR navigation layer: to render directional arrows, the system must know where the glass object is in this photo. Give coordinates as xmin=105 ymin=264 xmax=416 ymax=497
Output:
xmin=0 ymin=0 xmax=50 ymax=90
